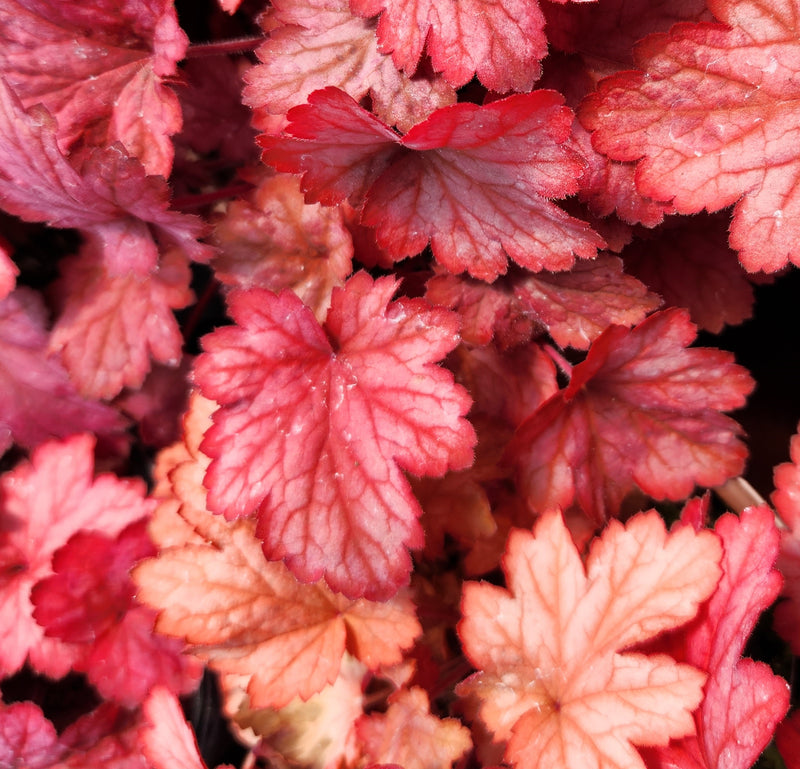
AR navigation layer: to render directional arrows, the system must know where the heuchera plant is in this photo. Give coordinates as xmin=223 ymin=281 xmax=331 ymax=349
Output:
xmin=2 ymin=0 xmax=800 ymax=766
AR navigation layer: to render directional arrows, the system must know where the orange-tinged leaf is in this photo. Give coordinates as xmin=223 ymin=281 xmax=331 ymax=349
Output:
xmin=357 ymin=687 xmax=471 ymax=769
xmin=457 ymin=509 xmax=723 ymax=769
xmin=133 ymin=509 xmax=421 ymax=709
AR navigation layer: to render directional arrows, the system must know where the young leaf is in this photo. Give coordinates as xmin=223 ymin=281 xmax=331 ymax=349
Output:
xmin=134 ymin=508 xmax=421 ymax=708
xmin=581 ymin=0 xmax=800 ymax=272
xmin=349 ymin=0 xmax=547 ymax=92
xmin=457 ymin=509 xmax=723 ymax=769
xmin=0 ymin=79 xmax=210 ymax=275
xmin=32 ymin=520 xmax=201 ymax=706
xmin=0 ymin=435 xmax=153 ymax=677
xmin=0 ymin=0 xmax=187 ymax=175
xmin=357 ymin=687 xmax=472 ymax=769
xmin=243 ymin=0 xmax=456 ymax=134
xmin=211 ymin=170 xmax=353 ymax=322
xmin=194 ymin=271 xmax=475 ymax=599
xmin=262 ymin=87 xmax=604 ymax=281
xmin=507 ymin=309 xmax=754 ymax=521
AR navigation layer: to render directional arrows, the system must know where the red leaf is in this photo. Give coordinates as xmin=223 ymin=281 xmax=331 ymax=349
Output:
xmin=134 ymin=509 xmax=421 ymax=708
xmin=194 ymin=271 xmax=475 ymax=598
xmin=0 ymin=0 xmax=187 ymax=175
xmin=457 ymin=509 xmax=723 ymax=769
xmin=357 ymin=687 xmax=471 ymax=769
xmin=581 ymin=0 xmax=800 ymax=272
xmin=643 ymin=507 xmax=789 ymax=769
xmin=0 ymin=238 xmax=17 ymax=300
xmin=507 ymin=309 xmax=753 ymax=521
xmin=243 ymin=0 xmax=456 ymax=134
xmin=773 ymin=420 xmax=800 ymax=531
xmin=262 ymin=87 xmax=603 ymax=281
xmin=777 ymin=711 xmax=800 ymax=769
xmin=0 ymin=435 xmax=153 ymax=677
xmin=49 ymin=245 xmax=193 ymax=400
xmin=0 ymin=702 xmax=63 ymax=769
xmin=349 ymin=0 xmax=547 ymax=91
xmin=623 ymin=214 xmax=754 ymax=333
xmin=0 ymin=79 xmax=210 ymax=275
xmin=0 ymin=288 xmax=123 ymax=455
xmin=31 ymin=520 xmax=201 ymax=706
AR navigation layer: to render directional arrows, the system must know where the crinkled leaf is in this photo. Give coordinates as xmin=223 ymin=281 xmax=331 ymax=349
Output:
xmin=0 ymin=238 xmax=17 ymax=300
xmin=262 ymin=88 xmax=603 ymax=281
xmin=457 ymin=510 xmax=723 ymax=769
xmin=0 ymin=0 xmax=187 ymax=175
xmin=581 ymin=0 xmax=800 ymax=272
xmin=0 ymin=435 xmax=153 ymax=677
xmin=134 ymin=508 xmax=421 ymax=708
xmin=349 ymin=0 xmax=547 ymax=91
xmin=212 ymin=171 xmax=352 ymax=322
xmin=507 ymin=309 xmax=753 ymax=522
xmin=49 ymin=245 xmax=193 ymax=400
xmin=0 ymin=79 xmax=210 ymax=275
xmin=773 ymin=420 xmax=800 ymax=531
xmin=0 ymin=288 xmax=123 ymax=455
xmin=643 ymin=506 xmax=789 ymax=769
xmin=357 ymin=687 xmax=471 ymax=769
xmin=243 ymin=0 xmax=456 ymax=134
xmin=0 ymin=701 xmax=63 ymax=769
xmin=194 ymin=271 xmax=475 ymax=598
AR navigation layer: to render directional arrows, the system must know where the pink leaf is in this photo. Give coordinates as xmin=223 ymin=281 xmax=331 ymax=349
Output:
xmin=0 ymin=0 xmax=187 ymax=175
xmin=263 ymin=88 xmax=603 ymax=281
xmin=48 ymin=245 xmax=193 ymax=400
xmin=457 ymin=509 xmax=723 ymax=769
xmin=243 ymin=0 xmax=456 ymax=134
xmin=194 ymin=271 xmax=475 ymax=599
xmin=0 ymin=79 xmax=210 ymax=275
xmin=0 ymin=288 xmax=123 ymax=455
xmin=349 ymin=0 xmax=547 ymax=91
xmin=0 ymin=435 xmax=153 ymax=677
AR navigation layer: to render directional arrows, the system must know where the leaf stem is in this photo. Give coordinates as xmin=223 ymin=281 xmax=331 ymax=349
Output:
xmin=543 ymin=343 xmax=573 ymax=379
xmin=186 ymin=36 xmax=263 ymax=57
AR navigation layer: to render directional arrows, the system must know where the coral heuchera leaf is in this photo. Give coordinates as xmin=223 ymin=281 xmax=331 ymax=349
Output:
xmin=349 ymin=0 xmax=548 ymax=92
xmin=194 ymin=270 xmax=476 ymax=599
xmin=507 ymin=308 xmax=754 ymax=522
xmin=457 ymin=509 xmax=723 ymax=769
xmin=581 ymin=0 xmax=800 ymax=272
xmin=261 ymin=87 xmax=604 ymax=281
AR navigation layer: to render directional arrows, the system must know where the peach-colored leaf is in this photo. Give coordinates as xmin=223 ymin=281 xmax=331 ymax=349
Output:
xmin=357 ymin=687 xmax=471 ymax=769
xmin=133 ymin=509 xmax=421 ymax=709
xmin=457 ymin=509 xmax=723 ymax=769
